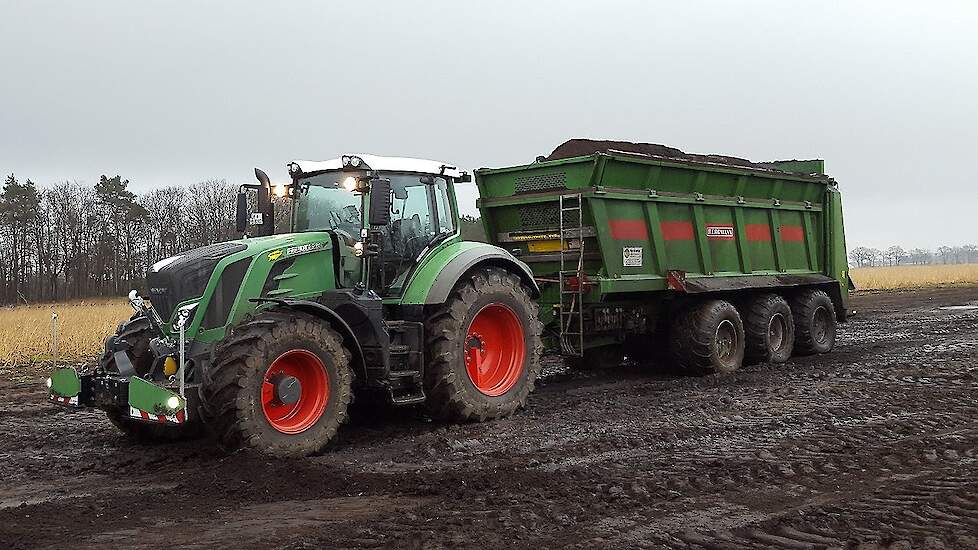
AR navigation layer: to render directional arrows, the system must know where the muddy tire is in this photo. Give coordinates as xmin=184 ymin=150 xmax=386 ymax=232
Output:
xmin=563 ymin=345 xmax=625 ymax=371
xmin=101 ymin=315 xmax=202 ymax=443
xmin=743 ymin=294 xmax=795 ymax=364
xmin=670 ymin=299 xmax=745 ymax=375
xmin=792 ymin=289 xmax=837 ymax=355
xmin=199 ymin=310 xmax=353 ymax=457
xmin=424 ymin=267 xmax=543 ymax=422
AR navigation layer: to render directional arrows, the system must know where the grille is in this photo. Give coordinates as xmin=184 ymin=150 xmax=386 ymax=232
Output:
xmin=147 ymin=242 xmax=247 ymax=323
xmin=518 ymin=203 xmax=560 ymax=229
xmin=514 ymin=172 xmax=566 ymax=194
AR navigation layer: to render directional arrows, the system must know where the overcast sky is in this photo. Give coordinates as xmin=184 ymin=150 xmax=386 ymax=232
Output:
xmin=2 ymin=1 xmax=976 ymax=249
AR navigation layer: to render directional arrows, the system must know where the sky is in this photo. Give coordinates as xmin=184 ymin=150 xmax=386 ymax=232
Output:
xmin=1 ymin=1 xmax=976 ymax=250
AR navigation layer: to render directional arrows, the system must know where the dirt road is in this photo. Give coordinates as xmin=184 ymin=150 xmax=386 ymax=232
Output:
xmin=2 ymin=287 xmax=977 ymax=549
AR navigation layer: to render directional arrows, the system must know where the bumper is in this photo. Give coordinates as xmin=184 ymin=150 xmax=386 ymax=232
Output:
xmin=48 ymin=367 xmax=191 ymax=425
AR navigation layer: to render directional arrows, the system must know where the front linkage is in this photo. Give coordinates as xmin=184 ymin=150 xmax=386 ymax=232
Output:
xmin=47 ymin=291 xmax=190 ymax=427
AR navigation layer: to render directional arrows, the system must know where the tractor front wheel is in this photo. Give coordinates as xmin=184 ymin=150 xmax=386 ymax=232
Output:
xmin=424 ymin=267 xmax=543 ymax=422
xmin=199 ymin=310 xmax=353 ymax=457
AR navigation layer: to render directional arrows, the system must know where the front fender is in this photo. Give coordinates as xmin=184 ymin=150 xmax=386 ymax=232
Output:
xmin=400 ymin=241 xmax=539 ymax=305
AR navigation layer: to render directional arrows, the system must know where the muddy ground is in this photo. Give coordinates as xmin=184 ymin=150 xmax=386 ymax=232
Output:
xmin=2 ymin=287 xmax=978 ymax=549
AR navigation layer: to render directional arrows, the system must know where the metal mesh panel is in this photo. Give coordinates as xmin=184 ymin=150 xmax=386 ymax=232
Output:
xmin=514 ymin=172 xmax=566 ymax=193
xmin=518 ymin=203 xmax=560 ymax=228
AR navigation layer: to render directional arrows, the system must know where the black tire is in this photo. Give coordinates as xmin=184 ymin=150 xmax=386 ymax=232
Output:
xmin=101 ymin=315 xmax=202 ymax=443
xmin=670 ymin=299 xmax=745 ymax=375
xmin=792 ymin=289 xmax=837 ymax=355
xmin=424 ymin=267 xmax=543 ymax=422
xmin=743 ymin=294 xmax=795 ymax=364
xmin=199 ymin=310 xmax=353 ymax=457
xmin=563 ymin=345 xmax=625 ymax=371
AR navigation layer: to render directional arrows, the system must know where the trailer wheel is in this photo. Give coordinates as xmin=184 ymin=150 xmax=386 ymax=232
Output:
xmin=424 ymin=266 xmax=543 ymax=422
xmin=743 ymin=294 xmax=795 ymax=364
xmin=792 ymin=289 xmax=837 ymax=355
xmin=670 ymin=300 xmax=745 ymax=375
xmin=101 ymin=315 xmax=202 ymax=443
xmin=199 ymin=310 xmax=353 ymax=457
xmin=563 ymin=345 xmax=625 ymax=371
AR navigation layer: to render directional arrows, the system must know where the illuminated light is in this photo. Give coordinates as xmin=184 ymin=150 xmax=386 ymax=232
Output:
xmin=342 ymin=176 xmax=358 ymax=192
xmin=45 ymin=377 xmax=52 ymax=389
xmin=273 ymin=183 xmax=287 ymax=198
xmin=348 ymin=156 xmax=361 ymax=167
xmin=353 ymin=241 xmax=364 ymax=257
xmin=166 ymin=396 xmax=181 ymax=410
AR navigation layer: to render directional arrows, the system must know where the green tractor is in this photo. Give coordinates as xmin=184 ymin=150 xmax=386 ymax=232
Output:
xmin=48 ymin=154 xmax=543 ymax=456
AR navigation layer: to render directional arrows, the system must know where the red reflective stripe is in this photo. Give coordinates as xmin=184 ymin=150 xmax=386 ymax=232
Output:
xmin=609 ymin=219 xmax=648 ymax=240
xmin=176 ymin=409 xmax=186 ymax=423
xmin=156 ymin=415 xmax=167 ymax=423
xmin=140 ymin=410 xmax=150 ymax=420
xmin=746 ymin=224 xmax=771 ymax=241
xmin=780 ymin=225 xmax=805 ymax=241
xmin=660 ymin=221 xmax=694 ymax=241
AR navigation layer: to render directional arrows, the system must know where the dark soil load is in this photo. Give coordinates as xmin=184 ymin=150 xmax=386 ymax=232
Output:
xmin=2 ymin=287 xmax=978 ymax=549
xmin=546 ymin=138 xmax=820 ymax=174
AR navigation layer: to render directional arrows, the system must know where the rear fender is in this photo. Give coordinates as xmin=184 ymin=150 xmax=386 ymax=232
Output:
xmin=400 ymin=242 xmax=539 ymax=305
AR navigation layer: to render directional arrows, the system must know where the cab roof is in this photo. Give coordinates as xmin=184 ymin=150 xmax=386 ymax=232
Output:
xmin=289 ymin=154 xmax=463 ymax=179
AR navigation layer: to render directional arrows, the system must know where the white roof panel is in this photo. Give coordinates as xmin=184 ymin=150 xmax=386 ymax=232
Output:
xmin=291 ymin=154 xmax=462 ymax=178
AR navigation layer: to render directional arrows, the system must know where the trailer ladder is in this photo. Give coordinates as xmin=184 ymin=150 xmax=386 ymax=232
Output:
xmin=559 ymin=193 xmax=585 ymax=356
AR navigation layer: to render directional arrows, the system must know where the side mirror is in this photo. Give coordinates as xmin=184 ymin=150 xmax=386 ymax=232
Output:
xmin=368 ymin=177 xmax=391 ymax=226
xmin=235 ymin=191 xmax=248 ymax=233
xmin=457 ymin=172 xmax=472 ymax=183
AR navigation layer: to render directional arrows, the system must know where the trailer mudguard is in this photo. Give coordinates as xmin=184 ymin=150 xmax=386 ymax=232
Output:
xmin=400 ymin=241 xmax=539 ymax=305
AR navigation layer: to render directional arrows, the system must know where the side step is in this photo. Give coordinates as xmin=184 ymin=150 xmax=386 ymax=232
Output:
xmin=387 ymin=369 xmax=425 ymax=405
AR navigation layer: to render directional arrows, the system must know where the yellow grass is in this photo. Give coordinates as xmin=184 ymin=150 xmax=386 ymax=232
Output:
xmin=0 ymin=298 xmax=132 ymax=367
xmin=851 ymin=263 xmax=978 ymax=290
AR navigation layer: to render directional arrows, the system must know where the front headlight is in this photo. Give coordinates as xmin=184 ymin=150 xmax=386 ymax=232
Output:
xmin=166 ymin=396 xmax=181 ymax=410
xmin=353 ymin=241 xmax=364 ymax=257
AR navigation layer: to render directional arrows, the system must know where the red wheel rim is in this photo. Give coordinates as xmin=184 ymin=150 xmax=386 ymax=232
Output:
xmin=261 ymin=349 xmax=330 ymax=434
xmin=464 ymin=303 xmax=526 ymax=396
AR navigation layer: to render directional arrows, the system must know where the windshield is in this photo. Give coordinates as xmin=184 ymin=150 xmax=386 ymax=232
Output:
xmin=293 ymin=172 xmax=362 ymax=235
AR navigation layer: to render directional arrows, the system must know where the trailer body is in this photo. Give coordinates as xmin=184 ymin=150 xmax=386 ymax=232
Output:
xmin=476 ymin=149 xmax=849 ymax=353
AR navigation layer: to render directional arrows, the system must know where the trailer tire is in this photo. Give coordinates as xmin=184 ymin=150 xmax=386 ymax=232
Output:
xmin=792 ymin=289 xmax=837 ymax=355
xmin=101 ymin=315 xmax=202 ymax=443
xmin=743 ymin=294 xmax=795 ymax=364
xmin=563 ymin=345 xmax=625 ymax=371
xmin=424 ymin=266 xmax=543 ymax=422
xmin=670 ymin=299 xmax=745 ymax=375
xmin=199 ymin=310 xmax=353 ymax=457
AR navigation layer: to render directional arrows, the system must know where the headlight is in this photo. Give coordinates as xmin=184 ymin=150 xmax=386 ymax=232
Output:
xmin=342 ymin=176 xmax=358 ymax=192
xmin=174 ymin=302 xmax=199 ymax=329
xmin=166 ymin=396 xmax=181 ymax=410
xmin=273 ymin=182 xmax=287 ymax=197
xmin=353 ymin=241 xmax=364 ymax=257
xmin=45 ymin=377 xmax=52 ymax=389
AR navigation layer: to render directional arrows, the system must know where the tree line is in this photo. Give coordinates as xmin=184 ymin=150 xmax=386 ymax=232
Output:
xmin=0 ymin=174 xmax=241 ymax=305
xmin=848 ymin=244 xmax=978 ymax=268
xmin=0 ymin=171 xmax=972 ymax=305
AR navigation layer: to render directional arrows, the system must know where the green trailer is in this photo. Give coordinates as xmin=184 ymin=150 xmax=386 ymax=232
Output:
xmin=476 ymin=140 xmax=851 ymax=371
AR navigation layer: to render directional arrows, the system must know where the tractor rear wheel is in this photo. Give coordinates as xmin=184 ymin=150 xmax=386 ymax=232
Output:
xmin=424 ymin=267 xmax=543 ymax=422
xmin=199 ymin=310 xmax=353 ymax=457
xmin=792 ymin=289 xmax=837 ymax=355
xmin=743 ymin=294 xmax=795 ymax=364
xmin=670 ymin=299 xmax=745 ymax=375
xmin=102 ymin=314 xmax=202 ymax=443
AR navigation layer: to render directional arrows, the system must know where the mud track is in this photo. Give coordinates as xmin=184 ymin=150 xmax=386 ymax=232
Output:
xmin=2 ymin=287 xmax=977 ymax=549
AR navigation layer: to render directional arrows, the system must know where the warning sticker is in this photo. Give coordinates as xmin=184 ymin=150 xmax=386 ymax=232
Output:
xmin=706 ymin=224 xmax=735 ymax=240
xmin=623 ymin=247 xmax=643 ymax=267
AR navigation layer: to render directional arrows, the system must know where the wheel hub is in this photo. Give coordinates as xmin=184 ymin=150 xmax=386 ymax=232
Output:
xmin=269 ymin=374 xmax=301 ymax=405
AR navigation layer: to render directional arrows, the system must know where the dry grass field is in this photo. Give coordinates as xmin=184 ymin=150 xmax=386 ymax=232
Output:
xmin=0 ymin=265 xmax=975 ymax=369
xmin=0 ymin=298 xmax=131 ymax=369
xmin=850 ymin=263 xmax=978 ymax=290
